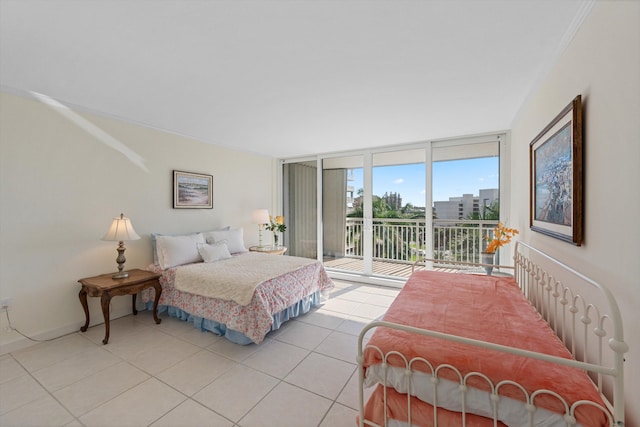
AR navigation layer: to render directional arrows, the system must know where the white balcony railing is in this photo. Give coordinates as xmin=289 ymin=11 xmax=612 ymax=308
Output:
xmin=344 ymin=218 xmax=500 ymax=266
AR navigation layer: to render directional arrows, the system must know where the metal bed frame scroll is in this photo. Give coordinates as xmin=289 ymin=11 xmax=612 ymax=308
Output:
xmin=357 ymin=241 xmax=628 ymax=427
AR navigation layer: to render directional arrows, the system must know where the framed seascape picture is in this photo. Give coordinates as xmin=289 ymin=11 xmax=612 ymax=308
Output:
xmin=529 ymin=95 xmax=583 ymax=245
xmin=173 ymin=170 xmax=213 ymax=209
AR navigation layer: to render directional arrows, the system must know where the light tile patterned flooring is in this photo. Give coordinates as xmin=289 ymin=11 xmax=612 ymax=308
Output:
xmin=0 ymin=280 xmax=398 ymax=427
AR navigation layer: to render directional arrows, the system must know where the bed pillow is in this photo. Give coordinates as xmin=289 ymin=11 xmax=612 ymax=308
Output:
xmin=197 ymin=242 xmax=232 ymax=263
xmin=203 ymin=228 xmax=247 ymax=254
xmin=151 ymin=226 xmax=230 ymax=264
xmin=156 ymin=233 xmax=205 ymax=269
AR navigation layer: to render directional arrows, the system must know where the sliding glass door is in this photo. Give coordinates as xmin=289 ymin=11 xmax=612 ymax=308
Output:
xmin=431 ymin=138 xmax=501 ymax=265
xmin=321 ymin=155 xmax=365 ymax=275
xmin=283 ymin=161 xmax=318 ymax=259
xmin=370 ymin=149 xmax=427 ymax=278
xmin=319 ymin=149 xmax=428 ymax=279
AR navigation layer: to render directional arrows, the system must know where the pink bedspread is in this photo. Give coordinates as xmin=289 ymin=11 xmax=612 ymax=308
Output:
xmin=363 ymin=271 xmax=607 ymax=426
xmin=140 ymin=257 xmax=333 ymax=343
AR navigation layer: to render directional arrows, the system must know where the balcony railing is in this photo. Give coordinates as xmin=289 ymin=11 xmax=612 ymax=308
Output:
xmin=344 ymin=218 xmax=500 ymax=266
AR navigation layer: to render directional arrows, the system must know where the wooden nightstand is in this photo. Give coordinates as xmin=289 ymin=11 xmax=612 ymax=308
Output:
xmin=78 ymin=269 xmax=162 ymax=344
xmin=249 ymin=245 xmax=288 ymax=255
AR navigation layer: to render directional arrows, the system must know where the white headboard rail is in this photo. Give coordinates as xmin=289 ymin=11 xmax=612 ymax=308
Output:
xmin=513 ymin=241 xmax=628 ymax=424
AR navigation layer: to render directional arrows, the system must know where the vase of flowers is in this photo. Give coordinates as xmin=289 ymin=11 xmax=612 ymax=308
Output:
xmin=265 ymin=215 xmax=286 ymax=247
xmin=481 ymin=252 xmax=496 ymax=275
xmin=482 ymin=222 xmax=519 ymax=275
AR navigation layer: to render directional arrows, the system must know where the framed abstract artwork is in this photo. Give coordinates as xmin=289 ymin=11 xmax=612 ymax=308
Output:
xmin=530 ymin=95 xmax=583 ymax=245
xmin=173 ymin=170 xmax=213 ymax=209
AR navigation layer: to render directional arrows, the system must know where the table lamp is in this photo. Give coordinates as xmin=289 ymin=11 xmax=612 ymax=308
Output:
xmin=102 ymin=213 xmax=141 ymax=279
xmin=252 ymin=209 xmax=270 ymax=248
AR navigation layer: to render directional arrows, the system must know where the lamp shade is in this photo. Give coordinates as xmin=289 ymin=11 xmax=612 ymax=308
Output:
xmin=102 ymin=213 xmax=141 ymax=242
xmin=252 ymin=209 xmax=270 ymax=224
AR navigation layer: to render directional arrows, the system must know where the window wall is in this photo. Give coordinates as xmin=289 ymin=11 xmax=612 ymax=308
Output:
xmin=281 ymin=133 xmax=507 ymax=282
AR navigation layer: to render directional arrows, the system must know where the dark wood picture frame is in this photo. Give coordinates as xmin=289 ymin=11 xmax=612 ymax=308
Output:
xmin=173 ymin=170 xmax=213 ymax=209
xmin=529 ymin=95 xmax=583 ymax=245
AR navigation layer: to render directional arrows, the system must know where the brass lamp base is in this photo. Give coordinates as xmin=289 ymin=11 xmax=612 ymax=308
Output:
xmin=112 ymin=241 xmax=129 ymax=280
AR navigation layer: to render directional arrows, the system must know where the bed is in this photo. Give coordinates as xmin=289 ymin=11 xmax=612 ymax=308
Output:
xmin=139 ymin=228 xmax=334 ymax=344
xmin=357 ymin=241 xmax=627 ymax=427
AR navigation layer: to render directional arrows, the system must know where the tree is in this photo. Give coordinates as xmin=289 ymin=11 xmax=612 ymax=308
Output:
xmin=347 ymin=190 xmax=429 ymax=259
xmin=456 ymin=201 xmax=500 ymax=260
xmin=467 ymin=201 xmax=500 ymax=221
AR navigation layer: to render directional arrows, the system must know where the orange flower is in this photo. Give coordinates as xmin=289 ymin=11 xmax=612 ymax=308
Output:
xmin=484 ymin=222 xmax=519 ymax=254
xmin=275 ymin=216 xmax=284 ymax=225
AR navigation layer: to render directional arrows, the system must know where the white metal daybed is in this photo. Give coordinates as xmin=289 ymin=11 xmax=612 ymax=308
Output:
xmin=357 ymin=241 xmax=627 ymax=427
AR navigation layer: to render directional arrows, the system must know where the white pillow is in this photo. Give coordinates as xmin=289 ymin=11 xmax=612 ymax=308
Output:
xmin=197 ymin=242 xmax=232 ymax=263
xmin=151 ymin=226 xmax=230 ymax=264
xmin=156 ymin=233 xmax=205 ymax=269
xmin=204 ymin=228 xmax=247 ymax=254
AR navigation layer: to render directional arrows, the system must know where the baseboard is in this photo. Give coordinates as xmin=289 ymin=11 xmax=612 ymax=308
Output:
xmin=0 ymin=306 xmax=140 ymax=355
xmin=0 ymin=320 xmax=81 ymax=355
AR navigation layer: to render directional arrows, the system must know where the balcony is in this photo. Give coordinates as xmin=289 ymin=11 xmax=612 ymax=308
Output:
xmin=323 ymin=218 xmax=503 ymax=279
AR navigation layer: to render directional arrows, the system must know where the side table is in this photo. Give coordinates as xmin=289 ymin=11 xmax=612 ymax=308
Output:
xmin=78 ymin=269 xmax=162 ymax=344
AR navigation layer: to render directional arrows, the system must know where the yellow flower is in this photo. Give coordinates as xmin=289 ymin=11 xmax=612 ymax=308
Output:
xmin=265 ymin=215 xmax=287 ymax=233
xmin=484 ymin=222 xmax=519 ymax=254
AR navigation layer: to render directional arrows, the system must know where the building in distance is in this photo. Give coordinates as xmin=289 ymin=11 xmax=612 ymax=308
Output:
xmin=434 ymin=189 xmax=499 ymax=220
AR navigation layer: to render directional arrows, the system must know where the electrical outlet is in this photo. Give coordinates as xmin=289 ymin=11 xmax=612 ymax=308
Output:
xmin=1 ymin=297 xmax=12 ymax=310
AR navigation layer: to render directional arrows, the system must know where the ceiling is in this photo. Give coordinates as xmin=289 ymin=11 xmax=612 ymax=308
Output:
xmin=0 ymin=0 xmax=593 ymax=158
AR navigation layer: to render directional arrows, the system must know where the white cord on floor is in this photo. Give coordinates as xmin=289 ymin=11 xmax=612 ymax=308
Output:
xmin=3 ymin=300 xmax=116 ymax=344
xmin=3 ymin=309 xmax=60 ymax=343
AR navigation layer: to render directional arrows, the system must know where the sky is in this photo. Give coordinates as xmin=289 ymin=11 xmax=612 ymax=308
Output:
xmin=350 ymin=157 xmax=499 ymax=207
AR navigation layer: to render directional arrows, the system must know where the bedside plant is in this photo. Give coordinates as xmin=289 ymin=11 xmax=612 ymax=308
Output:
xmin=265 ymin=215 xmax=286 ymax=246
xmin=482 ymin=222 xmax=519 ymax=274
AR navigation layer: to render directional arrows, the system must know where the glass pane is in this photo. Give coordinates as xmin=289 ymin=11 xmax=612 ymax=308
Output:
xmin=322 ymin=155 xmax=364 ymax=274
xmin=371 ymin=150 xmax=426 ymax=279
xmin=432 ymin=154 xmax=500 ymax=266
xmin=283 ymin=161 xmax=318 ymax=259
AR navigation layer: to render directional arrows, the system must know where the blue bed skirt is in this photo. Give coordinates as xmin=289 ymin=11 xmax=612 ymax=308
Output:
xmin=144 ymin=290 xmax=322 ymax=345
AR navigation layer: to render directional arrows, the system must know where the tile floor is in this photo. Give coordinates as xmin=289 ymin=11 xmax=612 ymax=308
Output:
xmin=0 ymin=280 xmax=399 ymax=427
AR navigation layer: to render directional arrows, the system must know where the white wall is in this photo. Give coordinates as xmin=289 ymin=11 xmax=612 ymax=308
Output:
xmin=510 ymin=2 xmax=640 ymax=424
xmin=0 ymin=91 xmax=274 ymax=353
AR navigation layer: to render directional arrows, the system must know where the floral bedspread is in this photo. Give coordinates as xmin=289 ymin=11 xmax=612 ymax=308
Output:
xmin=140 ymin=256 xmax=334 ymax=343
xmin=173 ymin=252 xmax=319 ymax=306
